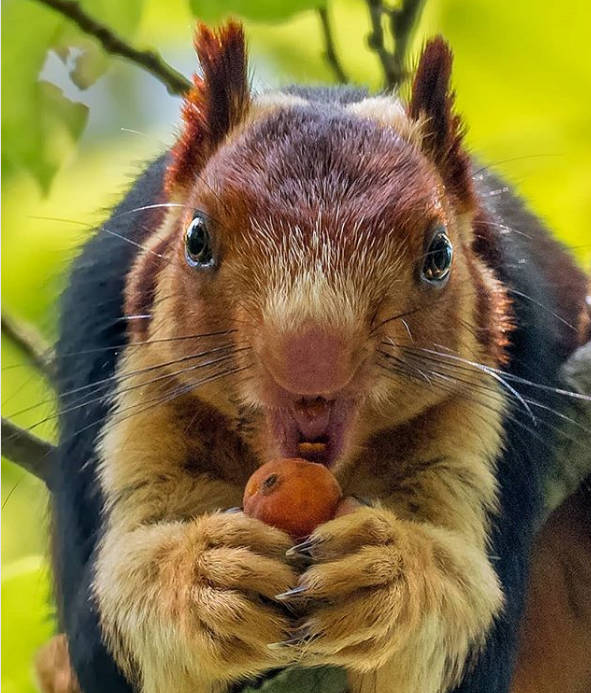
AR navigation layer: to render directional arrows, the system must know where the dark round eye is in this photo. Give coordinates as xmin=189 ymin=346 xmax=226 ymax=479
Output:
xmin=185 ymin=213 xmax=214 ymax=268
xmin=421 ymin=230 xmax=453 ymax=285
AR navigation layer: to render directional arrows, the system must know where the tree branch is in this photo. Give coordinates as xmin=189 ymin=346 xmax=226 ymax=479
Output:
xmin=1 ymin=418 xmax=53 ymax=486
xmin=389 ymin=0 xmax=425 ymax=86
xmin=1 ymin=312 xmax=54 ymax=379
xmin=366 ymin=0 xmax=425 ymax=89
xmin=366 ymin=0 xmax=394 ymax=87
xmin=1 ymin=313 xmax=55 ymax=485
xmin=35 ymin=0 xmax=191 ymax=95
xmin=542 ymin=341 xmax=591 ymax=520
xmin=317 ymin=6 xmax=348 ymax=84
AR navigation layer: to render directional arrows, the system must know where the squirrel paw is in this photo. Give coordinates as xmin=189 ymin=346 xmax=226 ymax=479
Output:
xmin=278 ymin=506 xmax=406 ymax=670
xmin=188 ymin=511 xmax=297 ymax=678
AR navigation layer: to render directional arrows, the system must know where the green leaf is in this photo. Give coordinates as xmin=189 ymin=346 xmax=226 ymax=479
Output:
xmin=56 ymin=0 xmax=145 ymax=89
xmin=2 ymin=75 xmax=88 ymax=193
xmin=188 ymin=0 xmax=323 ymax=23
xmin=80 ymin=0 xmax=144 ymax=33
xmin=64 ymin=38 xmax=110 ymax=90
xmin=1 ymin=0 xmax=145 ymax=191
xmin=240 ymin=666 xmax=348 ymax=693
xmin=2 ymin=0 xmax=60 ymax=189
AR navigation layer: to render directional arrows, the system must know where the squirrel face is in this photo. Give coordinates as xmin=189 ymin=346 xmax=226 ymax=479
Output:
xmin=124 ymin=24 xmax=512 ymax=469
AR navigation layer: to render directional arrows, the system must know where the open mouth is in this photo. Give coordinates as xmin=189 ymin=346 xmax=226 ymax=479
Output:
xmin=268 ymin=397 xmax=356 ymax=467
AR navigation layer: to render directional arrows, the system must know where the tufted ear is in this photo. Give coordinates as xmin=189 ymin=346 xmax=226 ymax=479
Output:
xmin=408 ymin=37 xmax=473 ymax=207
xmin=166 ymin=21 xmax=250 ymax=192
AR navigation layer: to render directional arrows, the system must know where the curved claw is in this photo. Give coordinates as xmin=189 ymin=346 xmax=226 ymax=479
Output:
xmin=286 ymin=538 xmax=317 ymax=560
xmin=275 ymin=585 xmax=309 ymax=601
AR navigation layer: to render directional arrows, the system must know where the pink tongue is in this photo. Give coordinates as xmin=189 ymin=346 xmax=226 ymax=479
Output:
xmin=290 ymin=398 xmax=332 ymax=440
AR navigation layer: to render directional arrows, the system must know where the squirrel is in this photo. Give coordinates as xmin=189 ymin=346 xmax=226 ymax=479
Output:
xmin=48 ymin=21 xmax=590 ymax=693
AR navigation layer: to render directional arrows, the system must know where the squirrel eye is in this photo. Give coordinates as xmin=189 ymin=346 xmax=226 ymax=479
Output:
xmin=421 ymin=230 xmax=453 ymax=285
xmin=185 ymin=214 xmax=214 ymax=268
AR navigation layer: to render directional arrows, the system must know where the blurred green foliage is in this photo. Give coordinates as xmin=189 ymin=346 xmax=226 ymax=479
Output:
xmin=2 ymin=0 xmax=144 ymax=190
xmin=188 ymin=0 xmax=322 ymax=22
xmin=2 ymin=0 xmax=590 ymax=690
xmin=2 ymin=558 xmax=54 ymax=693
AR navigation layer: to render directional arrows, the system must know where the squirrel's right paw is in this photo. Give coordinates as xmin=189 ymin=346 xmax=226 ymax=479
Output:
xmin=187 ymin=512 xmax=297 ymax=678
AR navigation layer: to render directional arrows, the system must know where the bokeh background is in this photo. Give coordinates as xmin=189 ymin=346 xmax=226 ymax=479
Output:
xmin=2 ymin=0 xmax=590 ymax=690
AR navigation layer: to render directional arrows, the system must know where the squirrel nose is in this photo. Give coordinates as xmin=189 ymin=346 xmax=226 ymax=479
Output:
xmin=264 ymin=325 xmax=355 ymax=396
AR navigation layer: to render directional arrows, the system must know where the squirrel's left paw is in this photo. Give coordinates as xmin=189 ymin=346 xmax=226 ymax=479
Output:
xmin=277 ymin=506 xmax=408 ymax=670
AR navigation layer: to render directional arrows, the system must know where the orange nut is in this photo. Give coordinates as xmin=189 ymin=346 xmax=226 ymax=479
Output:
xmin=243 ymin=458 xmax=342 ymax=538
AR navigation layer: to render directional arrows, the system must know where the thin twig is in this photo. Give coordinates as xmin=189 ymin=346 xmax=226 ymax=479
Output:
xmin=1 ymin=313 xmax=55 ymax=378
xmin=366 ymin=0 xmax=425 ymax=89
xmin=317 ymin=6 xmax=348 ymax=84
xmin=366 ymin=0 xmax=395 ymax=86
xmin=389 ymin=0 xmax=425 ymax=85
xmin=35 ymin=0 xmax=191 ymax=95
xmin=1 ymin=417 xmax=53 ymax=486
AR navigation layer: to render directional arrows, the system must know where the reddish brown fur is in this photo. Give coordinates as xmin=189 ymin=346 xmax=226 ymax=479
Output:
xmin=133 ymin=31 xmax=517 ymax=425
xmin=471 ymin=207 xmax=504 ymax=274
xmin=463 ymin=245 xmax=514 ymax=366
xmin=125 ymin=234 xmax=173 ymax=339
xmin=473 ymin=205 xmax=588 ymax=358
xmin=158 ymin=110 xmax=496 ymax=422
xmin=511 ymin=481 xmax=591 ymax=693
xmin=531 ymin=234 xmax=590 ymax=355
xmin=408 ymin=37 xmax=474 ymax=210
xmin=166 ymin=21 xmax=249 ymax=192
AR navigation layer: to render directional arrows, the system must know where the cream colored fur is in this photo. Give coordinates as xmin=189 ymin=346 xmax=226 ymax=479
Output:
xmin=347 ymin=95 xmax=426 ymax=146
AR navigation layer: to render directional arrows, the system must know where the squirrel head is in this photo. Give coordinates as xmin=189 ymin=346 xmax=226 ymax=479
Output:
xmin=125 ymin=23 xmax=512 ymax=468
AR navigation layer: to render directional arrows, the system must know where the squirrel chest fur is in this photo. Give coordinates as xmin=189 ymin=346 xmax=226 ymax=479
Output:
xmin=51 ymin=22 xmax=589 ymax=693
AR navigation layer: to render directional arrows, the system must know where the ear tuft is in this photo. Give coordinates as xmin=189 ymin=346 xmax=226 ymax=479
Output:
xmin=166 ymin=21 xmax=249 ymax=192
xmin=408 ymin=37 xmax=473 ymax=206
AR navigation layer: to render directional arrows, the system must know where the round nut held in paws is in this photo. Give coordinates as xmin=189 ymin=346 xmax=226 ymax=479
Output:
xmin=243 ymin=458 xmax=342 ymax=538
